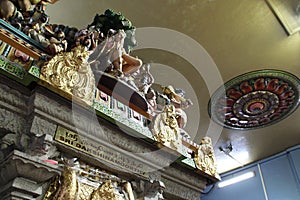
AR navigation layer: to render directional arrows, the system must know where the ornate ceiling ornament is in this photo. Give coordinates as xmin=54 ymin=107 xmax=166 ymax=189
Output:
xmin=209 ymin=69 xmax=300 ymax=130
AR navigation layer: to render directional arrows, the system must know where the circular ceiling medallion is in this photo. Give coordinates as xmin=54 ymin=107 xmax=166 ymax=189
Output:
xmin=208 ymin=69 xmax=300 ymax=130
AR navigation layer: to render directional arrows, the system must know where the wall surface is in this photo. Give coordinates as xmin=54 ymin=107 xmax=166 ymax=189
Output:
xmin=201 ymin=145 xmax=300 ymax=200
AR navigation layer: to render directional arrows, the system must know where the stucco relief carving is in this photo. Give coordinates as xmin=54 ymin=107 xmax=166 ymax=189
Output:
xmin=102 ymin=127 xmax=148 ymax=153
xmin=163 ymin=166 xmax=206 ymax=191
xmin=33 ymin=91 xmax=103 ymax=136
xmin=131 ymin=179 xmax=165 ymax=200
xmin=194 ymin=137 xmax=218 ymax=178
xmin=102 ymin=128 xmax=175 ymax=169
xmin=0 ymin=110 xmax=59 ymax=161
xmin=152 ymin=105 xmax=182 ymax=151
xmin=33 ymin=92 xmax=74 ymax=124
xmin=0 ymin=81 xmax=28 ymax=133
xmin=161 ymin=178 xmax=200 ymax=200
xmin=29 ymin=116 xmax=57 ymax=137
xmin=44 ymin=160 xmax=135 ymax=200
xmin=0 ymin=131 xmax=59 ymax=161
xmin=0 ymin=84 xmax=28 ymax=114
xmin=0 ymin=108 xmax=26 ymax=134
xmin=26 ymin=134 xmax=59 ymax=160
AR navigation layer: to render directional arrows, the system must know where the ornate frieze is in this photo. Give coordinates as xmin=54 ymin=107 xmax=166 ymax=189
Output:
xmin=29 ymin=115 xmax=57 ymax=137
xmin=53 ymin=125 xmax=171 ymax=177
xmin=161 ymin=178 xmax=200 ymax=200
xmin=0 ymin=82 xmax=28 ymax=115
xmin=0 ymin=107 xmax=26 ymax=134
xmin=162 ymin=166 xmax=207 ymax=192
xmin=33 ymin=91 xmax=75 ymax=126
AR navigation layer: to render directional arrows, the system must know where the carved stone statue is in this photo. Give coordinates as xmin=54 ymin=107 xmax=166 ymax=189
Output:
xmin=194 ymin=137 xmax=218 ymax=177
xmin=152 ymin=104 xmax=182 ymax=150
xmin=0 ymin=130 xmax=58 ymax=161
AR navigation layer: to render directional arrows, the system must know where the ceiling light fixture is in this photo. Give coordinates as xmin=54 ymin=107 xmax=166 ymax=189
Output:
xmin=217 ymin=171 xmax=255 ymax=188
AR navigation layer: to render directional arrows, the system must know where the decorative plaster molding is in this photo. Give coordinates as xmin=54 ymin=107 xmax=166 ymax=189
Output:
xmin=162 ymin=178 xmax=200 ymax=200
xmin=0 ymin=82 xmax=28 ymax=114
xmin=32 ymin=90 xmax=176 ymax=171
xmin=0 ymin=107 xmax=26 ymax=134
xmin=162 ymin=165 xmax=206 ymax=192
xmin=0 ymin=150 xmax=60 ymax=185
xmin=29 ymin=116 xmax=57 ymax=137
